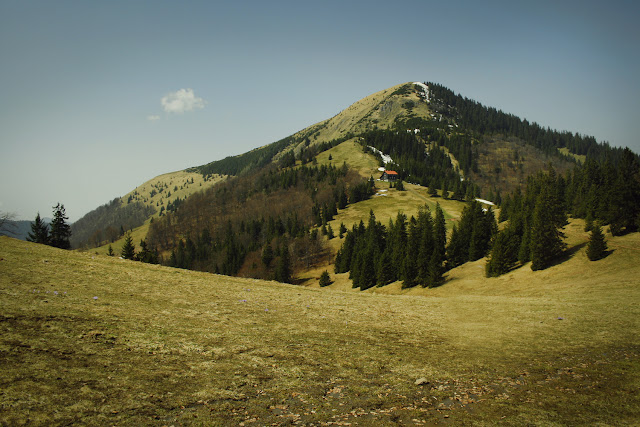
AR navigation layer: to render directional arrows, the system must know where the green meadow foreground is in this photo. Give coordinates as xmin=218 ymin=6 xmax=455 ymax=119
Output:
xmin=1 ymin=233 xmax=639 ymax=425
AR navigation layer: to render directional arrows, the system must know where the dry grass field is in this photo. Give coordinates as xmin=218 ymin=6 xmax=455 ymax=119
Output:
xmin=1 ymin=224 xmax=639 ymax=425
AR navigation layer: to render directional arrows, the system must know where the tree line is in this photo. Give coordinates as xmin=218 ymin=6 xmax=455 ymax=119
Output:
xmin=27 ymin=204 xmax=72 ymax=250
xmin=426 ymin=82 xmax=631 ymax=162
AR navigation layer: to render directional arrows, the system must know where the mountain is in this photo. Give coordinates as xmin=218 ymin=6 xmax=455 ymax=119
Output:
xmin=0 ymin=219 xmax=41 ymax=241
xmin=71 ymin=81 xmax=637 ymax=285
xmin=70 ymin=170 xmax=225 ymax=248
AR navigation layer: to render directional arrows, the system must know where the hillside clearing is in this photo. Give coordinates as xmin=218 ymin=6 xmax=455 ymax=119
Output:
xmin=1 ymin=236 xmax=639 ymax=425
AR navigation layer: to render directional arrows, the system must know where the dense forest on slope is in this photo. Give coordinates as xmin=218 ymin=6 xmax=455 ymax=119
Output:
xmin=362 ymin=129 xmax=481 ymax=199
xmin=426 ymin=82 xmax=633 ymax=163
xmin=335 ymin=205 xmax=448 ymax=290
xmin=147 ymin=162 xmax=374 ymax=281
xmin=70 ymin=199 xmax=155 ymax=249
xmin=335 ymin=200 xmax=498 ymax=290
xmin=188 ymin=135 xmax=296 ymax=177
xmin=487 ymin=147 xmax=640 ymax=277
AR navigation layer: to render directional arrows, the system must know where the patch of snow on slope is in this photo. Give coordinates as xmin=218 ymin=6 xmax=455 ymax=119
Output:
xmin=475 ymin=198 xmax=495 ymax=206
xmin=413 ymin=82 xmax=430 ymax=103
xmin=368 ymin=146 xmax=394 ymax=164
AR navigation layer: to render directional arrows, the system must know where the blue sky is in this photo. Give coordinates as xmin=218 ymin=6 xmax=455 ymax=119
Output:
xmin=1 ymin=0 xmax=639 ymax=221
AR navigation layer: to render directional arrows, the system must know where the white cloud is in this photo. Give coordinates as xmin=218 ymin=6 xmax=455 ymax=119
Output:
xmin=161 ymin=88 xmax=206 ymax=114
xmin=147 ymin=115 xmax=161 ymax=121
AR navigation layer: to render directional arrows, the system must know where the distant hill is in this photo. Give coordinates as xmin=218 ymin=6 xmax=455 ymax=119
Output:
xmin=0 ymin=219 xmax=39 ymax=241
xmin=70 ymin=170 xmax=225 ymax=249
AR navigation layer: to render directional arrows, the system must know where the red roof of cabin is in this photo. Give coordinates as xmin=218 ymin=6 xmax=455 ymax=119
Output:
xmin=385 ymin=170 xmax=398 ymax=175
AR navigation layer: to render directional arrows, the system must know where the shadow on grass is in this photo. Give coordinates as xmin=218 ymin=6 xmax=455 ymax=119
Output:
xmin=551 ymin=242 xmax=615 ymax=267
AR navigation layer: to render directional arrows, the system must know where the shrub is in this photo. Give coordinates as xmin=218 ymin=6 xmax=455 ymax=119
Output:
xmin=319 ymin=270 xmax=332 ymax=287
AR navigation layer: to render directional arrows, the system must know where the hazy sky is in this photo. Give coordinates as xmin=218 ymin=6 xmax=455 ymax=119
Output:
xmin=1 ymin=0 xmax=639 ymax=222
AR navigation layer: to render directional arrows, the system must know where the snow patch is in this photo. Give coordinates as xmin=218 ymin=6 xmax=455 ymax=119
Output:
xmin=368 ymin=146 xmax=394 ymax=164
xmin=413 ymin=82 xmax=430 ymax=103
xmin=475 ymin=198 xmax=495 ymax=206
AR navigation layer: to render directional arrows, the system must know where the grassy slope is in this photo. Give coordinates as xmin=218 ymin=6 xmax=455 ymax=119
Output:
xmin=121 ymin=170 xmax=225 ymax=212
xmin=1 ymin=231 xmax=638 ymax=426
xmin=90 ymin=171 xmax=225 ymax=255
xmin=294 ymin=82 xmax=432 ymax=146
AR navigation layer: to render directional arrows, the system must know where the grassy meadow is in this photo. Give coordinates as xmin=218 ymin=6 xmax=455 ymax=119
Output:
xmin=1 ymin=227 xmax=639 ymax=425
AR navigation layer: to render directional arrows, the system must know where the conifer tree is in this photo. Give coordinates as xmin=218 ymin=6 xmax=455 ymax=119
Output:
xmin=485 ymin=227 xmax=521 ymax=277
xmin=327 ymin=224 xmax=335 ymax=239
xmin=275 ymin=246 xmax=292 ymax=283
xmin=586 ymin=224 xmax=608 ymax=261
xmin=261 ymin=242 xmax=274 ymax=267
xmin=391 ymin=212 xmax=407 ymax=279
xmin=27 ymin=212 xmax=49 ymax=244
xmin=416 ymin=207 xmax=434 ymax=285
xmin=121 ymin=232 xmax=136 ymax=260
xmin=530 ymin=187 xmax=566 ymax=271
xmin=518 ymin=224 xmax=531 ymax=264
xmin=339 ymin=222 xmax=346 ymax=239
xmin=137 ymin=238 xmax=158 ymax=264
xmin=433 ymin=204 xmax=447 ymax=255
xmin=402 ymin=218 xmax=420 ymax=288
xmin=402 ymin=254 xmax=418 ymax=289
xmin=446 ymin=224 xmax=465 ymax=269
xmin=319 ymin=270 xmax=331 ymax=287
xmin=49 ymin=203 xmax=71 ymax=249
xmin=376 ymin=247 xmax=394 ymax=287
xmin=427 ymin=250 xmax=445 ymax=287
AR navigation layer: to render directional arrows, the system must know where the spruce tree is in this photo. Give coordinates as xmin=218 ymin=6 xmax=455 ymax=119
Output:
xmin=49 ymin=203 xmax=71 ymax=249
xmin=485 ymin=227 xmax=521 ymax=277
xmin=530 ymin=187 xmax=566 ymax=271
xmin=319 ymin=270 xmax=331 ymax=287
xmin=27 ymin=213 xmax=49 ymax=244
xmin=339 ymin=222 xmax=347 ymax=239
xmin=275 ymin=246 xmax=292 ymax=283
xmin=121 ymin=232 xmax=136 ymax=260
xmin=427 ymin=250 xmax=445 ymax=287
xmin=376 ymin=248 xmax=395 ymax=287
xmin=416 ymin=207 xmax=434 ymax=285
xmin=261 ymin=242 xmax=274 ymax=267
xmin=137 ymin=239 xmax=158 ymax=263
xmin=586 ymin=224 xmax=608 ymax=261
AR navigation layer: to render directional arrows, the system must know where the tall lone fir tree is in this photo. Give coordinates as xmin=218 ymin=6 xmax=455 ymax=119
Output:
xmin=49 ymin=204 xmax=71 ymax=249
xmin=586 ymin=224 xmax=608 ymax=261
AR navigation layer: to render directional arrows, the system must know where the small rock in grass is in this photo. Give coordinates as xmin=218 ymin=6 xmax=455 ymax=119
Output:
xmin=415 ymin=377 xmax=429 ymax=385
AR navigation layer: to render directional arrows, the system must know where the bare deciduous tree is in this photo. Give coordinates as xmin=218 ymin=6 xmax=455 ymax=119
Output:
xmin=0 ymin=211 xmax=17 ymax=237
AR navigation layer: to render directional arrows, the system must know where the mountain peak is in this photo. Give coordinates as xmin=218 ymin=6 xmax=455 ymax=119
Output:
xmin=294 ymin=82 xmax=434 ymax=145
